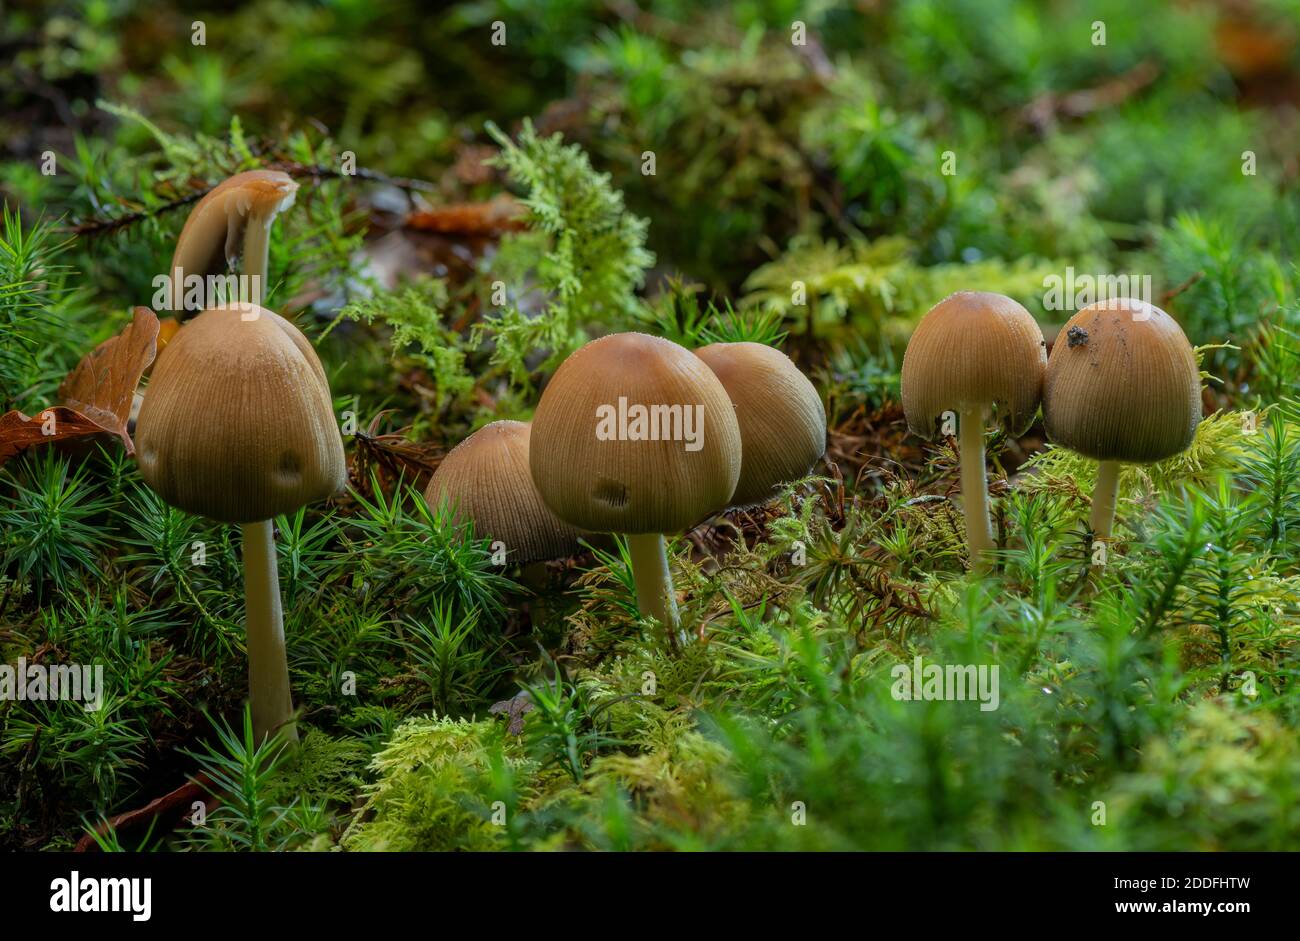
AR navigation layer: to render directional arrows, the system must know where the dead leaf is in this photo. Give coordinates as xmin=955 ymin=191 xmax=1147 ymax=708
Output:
xmin=489 ymin=692 xmax=535 ymax=736
xmin=1217 ymin=19 xmax=1295 ymax=78
xmin=57 ymin=305 xmax=160 ymax=453
xmin=349 ymin=410 xmax=446 ymax=499
xmin=404 ymin=195 xmax=526 ymax=237
xmin=0 ymin=406 xmax=112 ymax=465
xmin=449 ymin=143 xmax=498 ymax=186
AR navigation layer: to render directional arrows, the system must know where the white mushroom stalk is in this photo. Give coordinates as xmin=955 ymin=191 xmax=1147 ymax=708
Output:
xmin=901 ymin=292 xmax=1047 ymax=575
xmin=958 ymin=407 xmax=996 ymax=566
xmin=1090 ymin=460 xmax=1121 ymax=542
xmin=242 ymin=519 xmax=294 ymax=741
xmin=626 ymin=533 xmax=679 ymax=630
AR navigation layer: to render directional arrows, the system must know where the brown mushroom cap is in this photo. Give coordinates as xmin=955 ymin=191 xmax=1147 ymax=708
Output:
xmin=694 ymin=341 xmax=826 ymax=507
xmin=169 ymin=170 xmax=298 ymax=314
xmin=136 ymin=302 xmax=345 ymax=523
xmin=425 ymin=420 xmax=587 ymax=563
xmin=901 ymin=291 xmax=1046 ymax=438
xmin=1043 ymin=298 xmax=1200 ymax=463
xmin=530 ymin=332 xmax=741 ymax=534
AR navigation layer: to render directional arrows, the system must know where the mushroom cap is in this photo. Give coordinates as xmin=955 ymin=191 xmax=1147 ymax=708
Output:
xmin=694 ymin=341 xmax=827 ymax=508
xmin=530 ymin=332 xmax=742 ymax=534
xmin=169 ymin=170 xmax=299 ymax=314
xmin=1043 ymin=298 xmax=1201 ymax=464
xmin=901 ymin=291 xmax=1046 ymax=438
xmin=136 ymin=302 xmax=346 ymax=523
xmin=425 ymin=420 xmax=587 ymax=563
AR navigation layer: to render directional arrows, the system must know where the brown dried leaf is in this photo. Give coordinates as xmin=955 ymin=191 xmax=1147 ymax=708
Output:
xmin=0 ymin=406 xmax=112 ymax=465
xmin=488 ymin=692 xmax=535 ymax=736
xmin=57 ymin=306 xmax=160 ymax=452
xmin=404 ymin=195 xmax=526 ymax=237
xmin=348 ymin=410 xmax=446 ymax=499
xmin=449 ymin=143 xmax=498 ymax=186
xmin=1216 ymin=19 xmax=1295 ymax=78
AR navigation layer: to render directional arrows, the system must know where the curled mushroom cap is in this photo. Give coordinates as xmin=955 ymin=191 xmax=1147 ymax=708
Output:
xmin=1043 ymin=298 xmax=1200 ymax=464
xmin=136 ymin=302 xmax=346 ymax=523
xmin=694 ymin=341 xmax=826 ymax=508
xmin=530 ymin=332 xmax=741 ymax=534
xmin=901 ymin=291 xmax=1046 ymax=438
xmin=425 ymin=420 xmax=586 ymax=563
xmin=169 ymin=170 xmax=299 ymax=314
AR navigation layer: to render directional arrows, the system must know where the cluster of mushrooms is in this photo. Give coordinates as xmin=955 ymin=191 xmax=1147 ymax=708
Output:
xmin=129 ymin=171 xmax=829 ymax=744
xmin=129 ymin=170 xmax=1197 ymax=746
xmin=901 ymin=291 xmax=1202 ymax=573
xmin=427 ymin=334 xmax=828 ymax=636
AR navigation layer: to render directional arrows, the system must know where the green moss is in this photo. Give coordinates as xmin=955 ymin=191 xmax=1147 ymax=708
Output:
xmin=1110 ymin=701 xmax=1300 ymax=850
xmin=343 ymin=716 xmax=530 ymax=852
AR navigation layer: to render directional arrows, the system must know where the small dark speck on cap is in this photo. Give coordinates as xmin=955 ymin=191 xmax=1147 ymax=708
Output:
xmin=1067 ymin=326 xmax=1089 ymax=348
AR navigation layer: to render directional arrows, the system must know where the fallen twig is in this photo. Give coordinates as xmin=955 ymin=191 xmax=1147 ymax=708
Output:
xmin=64 ymin=162 xmax=440 ymax=238
xmin=1020 ymin=61 xmax=1160 ymax=131
xmin=75 ymin=773 xmax=217 ymax=852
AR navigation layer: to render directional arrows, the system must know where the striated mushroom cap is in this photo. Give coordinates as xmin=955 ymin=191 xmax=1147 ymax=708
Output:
xmin=901 ymin=291 xmax=1046 ymax=438
xmin=425 ymin=420 xmax=587 ymax=564
xmin=136 ymin=302 xmax=345 ymax=523
xmin=1043 ymin=298 xmax=1200 ymax=464
xmin=530 ymin=333 xmax=741 ymax=535
xmin=168 ymin=170 xmax=298 ymax=315
xmin=694 ymin=341 xmax=826 ymax=508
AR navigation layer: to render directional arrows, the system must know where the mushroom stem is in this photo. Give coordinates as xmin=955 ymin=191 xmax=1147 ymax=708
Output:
xmin=242 ymin=519 xmax=298 ymax=744
xmin=1090 ymin=460 xmax=1121 ymax=543
xmin=626 ymin=533 xmax=680 ymax=632
xmin=241 ymin=222 xmax=271 ymax=306
xmin=959 ymin=408 xmax=996 ymax=574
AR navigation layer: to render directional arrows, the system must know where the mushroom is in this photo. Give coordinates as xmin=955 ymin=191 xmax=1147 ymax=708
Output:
xmin=1043 ymin=297 xmax=1200 ymax=545
xmin=135 ymin=301 xmax=345 ymax=742
xmin=168 ymin=170 xmax=299 ymax=315
xmin=425 ymin=420 xmax=587 ymax=612
xmin=694 ymin=341 xmax=827 ymax=508
xmin=529 ymin=333 xmax=741 ymax=632
xmin=901 ymin=291 xmax=1046 ymax=573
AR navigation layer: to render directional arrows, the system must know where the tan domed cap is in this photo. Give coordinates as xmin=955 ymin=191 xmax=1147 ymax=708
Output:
xmin=530 ymin=333 xmax=741 ymax=534
xmin=425 ymin=420 xmax=587 ymax=563
xmin=1043 ymin=298 xmax=1200 ymax=463
xmin=694 ymin=341 xmax=826 ymax=508
xmin=901 ymin=291 xmax=1046 ymax=438
xmin=168 ymin=170 xmax=299 ymax=314
xmin=136 ymin=302 xmax=346 ymax=523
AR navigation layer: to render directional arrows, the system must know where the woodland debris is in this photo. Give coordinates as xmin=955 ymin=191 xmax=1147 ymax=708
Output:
xmin=0 ymin=306 xmax=159 ymax=466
